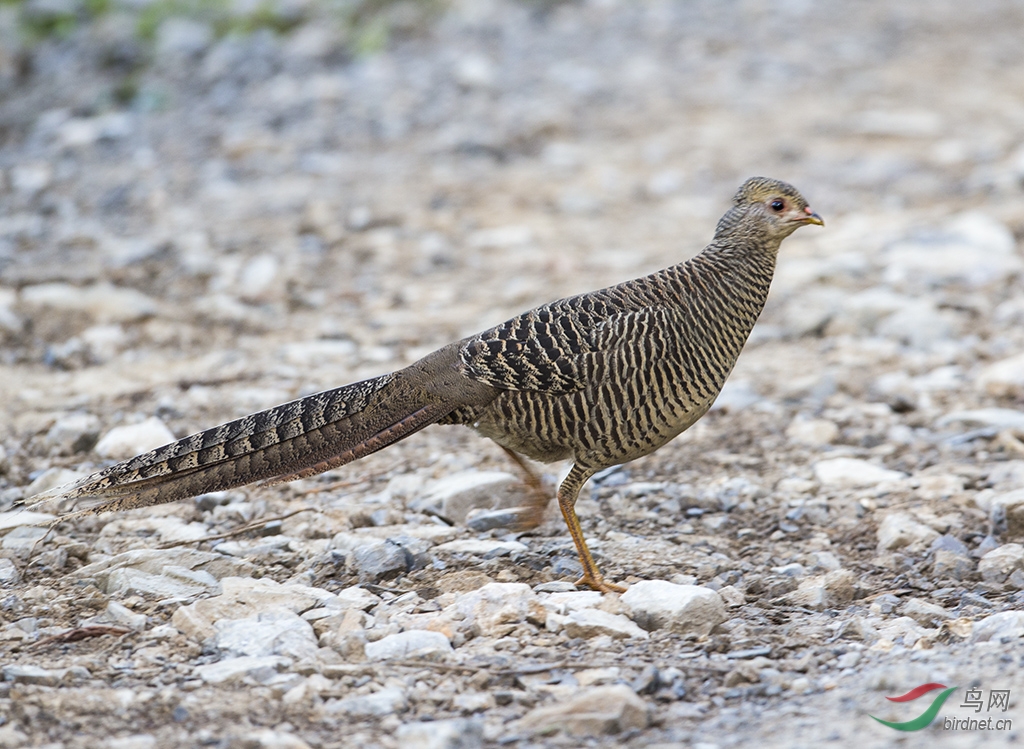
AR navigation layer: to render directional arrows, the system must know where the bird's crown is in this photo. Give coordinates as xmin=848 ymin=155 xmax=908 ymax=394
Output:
xmin=732 ymin=177 xmax=808 ymax=208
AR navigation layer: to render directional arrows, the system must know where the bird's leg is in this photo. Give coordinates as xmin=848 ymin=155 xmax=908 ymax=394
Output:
xmin=557 ymin=464 xmax=625 ymax=594
xmin=498 ymin=445 xmax=550 ymax=531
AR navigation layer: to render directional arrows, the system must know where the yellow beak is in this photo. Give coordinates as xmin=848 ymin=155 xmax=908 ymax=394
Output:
xmin=802 ymin=207 xmax=825 ymax=226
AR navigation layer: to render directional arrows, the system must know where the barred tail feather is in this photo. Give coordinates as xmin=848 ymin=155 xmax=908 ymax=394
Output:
xmin=21 ymin=372 xmax=450 ymax=519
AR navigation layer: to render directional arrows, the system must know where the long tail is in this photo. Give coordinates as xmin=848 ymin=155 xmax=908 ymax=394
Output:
xmin=20 ymin=372 xmax=453 ymax=519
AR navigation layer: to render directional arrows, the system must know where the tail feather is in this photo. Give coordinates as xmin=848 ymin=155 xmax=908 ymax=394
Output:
xmin=21 ymin=372 xmax=451 ymax=519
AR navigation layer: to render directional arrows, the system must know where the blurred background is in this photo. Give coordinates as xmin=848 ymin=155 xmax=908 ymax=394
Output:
xmin=3 ymin=0 xmax=1024 ymax=498
xmin=3 ymin=3 xmax=1024 ymax=745
xmin=1 ymin=0 xmax=1024 ymax=503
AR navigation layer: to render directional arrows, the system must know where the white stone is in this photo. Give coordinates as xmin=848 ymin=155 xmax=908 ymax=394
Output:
xmin=883 ymin=212 xmax=1021 ymax=288
xmin=95 ymin=417 xmax=176 ymax=459
xmin=156 ymin=18 xmax=213 ymax=58
xmin=971 ymin=611 xmax=1024 ymax=643
xmin=81 ymin=323 xmax=129 ymax=362
xmin=24 ymin=467 xmax=86 ymax=498
xmin=240 ymin=729 xmax=312 ymax=749
xmin=414 ymin=470 xmax=525 ymax=524
xmin=620 ymin=581 xmax=726 ymax=636
xmin=238 ymin=253 xmax=281 ymax=302
xmin=978 ymin=544 xmax=1024 ymax=584
xmin=364 ymin=630 xmax=452 ymax=661
xmin=977 ymin=353 xmax=1024 ymax=397
xmin=325 ymin=686 xmax=408 ymax=717
xmin=562 ymin=608 xmax=649 ymax=640
xmin=328 ymin=586 xmax=382 ymax=611
xmin=453 ymin=54 xmax=497 ymax=89
xmin=105 ymin=566 xmax=219 ymax=600
xmin=853 ymin=109 xmax=943 ymax=137
xmin=0 ymin=558 xmax=20 ymax=585
xmin=9 ymin=162 xmax=52 ymax=196
xmin=193 ymin=655 xmax=291 ymax=685
xmin=280 ymin=339 xmax=356 ymax=366
xmin=516 ymin=685 xmax=649 ymax=736
xmin=876 ymin=512 xmax=940 ymax=551
xmin=902 ymin=598 xmax=953 ymax=628
xmin=172 ymin=576 xmax=338 ymax=641
xmin=834 ymin=287 xmax=916 ymax=334
xmin=938 ymin=408 xmax=1024 ymax=431
xmin=104 ymin=601 xmax=147 ymax=630
xmin=466 ymin=225 xmax=533 ymax=249
xmin=0 ymin=510 xmax=57 ymax=531
xmin=785 ymin=569 xmax=857 ymax=610
xmin=214 ymin=609 xmax=319 ymax=661
xmin=21 ymin=282 xmax=158 ymax=323
xmin=434 ymin=539 xmax=528 ymax=557
xmin=813 ymin=458 xmax=905 ymax=489
xmin=710 ymin=378 xmax=761 ymax=412
xmin=988 ymin=489 xmax=1024 ymax=537
xmin=785 ymin=418 xmax=839 ymax=446
xmin=75 ymin=548 xmax=250 ymax=585
xmin=540 ymin=590 xmax=603 ymax=615
xmin=875 ymin=299 xmax=954 ymax=349
xmin=875 ymin=616 xmax=932 ymax=648
xmin=44 ymin=412 xmax=101 ymax=454
xmin=106 ymin=735 xmax=156 ymax=749
xmin=454 ymin=582 xmax=547 ymax=637
xmin=396 ymin=719 xmax=483 ymax=749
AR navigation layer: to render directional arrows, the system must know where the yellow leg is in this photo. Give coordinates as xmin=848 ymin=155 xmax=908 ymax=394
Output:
xmin=556 ymin=464 xmax=625 ymax=594
xmin=499 ymin=446 xmax=550 ymax=531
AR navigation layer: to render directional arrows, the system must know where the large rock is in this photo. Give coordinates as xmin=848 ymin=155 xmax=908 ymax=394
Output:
xmin=323 ymin=687 xmax=408 ymax=717
xmin=346 ymin=539 xmax=410 ymax=583
xmin=902 ymin=598 xmax=953 ymax=628
xmin=938 ymin=408 xmax=1024 ymax=431
xmin=987 ymin=490 xmax=1024 ymax=538
xmin=978 ymin=544 xmax=1024 ymax=584
xmin=434 ymin=539 xmax=528 ymax=558
xmin=20 ymin=282 xmax=158 ymax=323
xmin=364 ymin=630 xmax=452 ymax=661
xmin=396 ymin=719 xmax=483 ymax=749
xmin=560 ymin=608 xmax=649 ymax=640
xmin=172 ymin=577 xmax=339 ymax=641
xmin=621 ymin=581 xmax=726 ymax=636
xmin=515 ymin=685 xmax=649 ymax=736
xmin=95 ymin=417 xmax=176 ymax=460
xmin=970 ymin=611 xmax=1024 ymax=643
xmin=213 ymin=609 xmax=320 ymax=662
xmin=876 ymin=512 xmax=939 ymax=551
xmin=785 ymin=418 xmax=839 ymax=446
xmin=411 ymin=471 xmax=526 ymax=524
xmin=785 ymin=569 xmax=857 ymax=610
xmin=883 ymin=212 xmax=1022 ymax=289
xmin=75 ymin=548 xmax=252 ymax=587
xmin=453 ymin=582 xmax=547 ymax=637
xmin=44 ymin=412 xmax=101 ymax=454
xmin=193 ymin=655 xmax=290 ymax=685
xmin=976 ymin=353 xmax=1024 ymax=397
xmin=813 ymin=458 xmax=905 ymax=489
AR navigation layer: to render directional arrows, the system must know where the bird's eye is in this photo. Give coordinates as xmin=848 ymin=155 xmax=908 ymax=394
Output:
xmin=770 ymin=199 xmax=785 ymax=212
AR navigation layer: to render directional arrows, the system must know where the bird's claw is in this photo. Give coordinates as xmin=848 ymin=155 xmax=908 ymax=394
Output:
xmin=574 ymin=574 xmax=627 ymax=594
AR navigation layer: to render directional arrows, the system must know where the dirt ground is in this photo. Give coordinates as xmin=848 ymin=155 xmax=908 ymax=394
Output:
xmin=3 ymin=1 xmax=1024 ymax=747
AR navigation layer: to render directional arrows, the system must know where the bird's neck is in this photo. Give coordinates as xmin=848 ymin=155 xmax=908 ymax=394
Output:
xmin=658 ymin=235 xmax=780 ymax=319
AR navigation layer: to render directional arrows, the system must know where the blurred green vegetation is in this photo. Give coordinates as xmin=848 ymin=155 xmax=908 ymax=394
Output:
xmin=3 ymin=0 xmax=447 ymax=55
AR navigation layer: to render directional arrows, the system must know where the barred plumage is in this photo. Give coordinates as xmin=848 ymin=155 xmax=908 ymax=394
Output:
xmin=23 ymin=177 xmax=823 ymax=592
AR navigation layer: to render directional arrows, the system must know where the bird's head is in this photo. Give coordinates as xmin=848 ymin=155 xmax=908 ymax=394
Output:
xmin=716 ymin=177 xmax=824 ymax=242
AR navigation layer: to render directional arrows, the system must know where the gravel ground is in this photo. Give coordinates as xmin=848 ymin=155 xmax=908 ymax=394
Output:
xmin=3 ymin=1 xmax=1024 ymax=747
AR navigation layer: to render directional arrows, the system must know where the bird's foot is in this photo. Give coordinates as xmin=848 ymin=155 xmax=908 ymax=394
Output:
xmin=574 ymin=573 xmax=627 ymax=594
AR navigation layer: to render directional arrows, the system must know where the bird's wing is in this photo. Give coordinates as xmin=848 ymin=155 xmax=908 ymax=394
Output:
xmin=458 ymin=296 xmax=678 ymax=393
